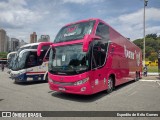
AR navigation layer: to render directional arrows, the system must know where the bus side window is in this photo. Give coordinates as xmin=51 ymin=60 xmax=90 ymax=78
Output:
xmin=27 ymin=54 xmax=37 ymax=67
xmin=95 ymin=22 xmax=109 ymax=41
xmin=91 ymin=41 xmax=107 ymax=69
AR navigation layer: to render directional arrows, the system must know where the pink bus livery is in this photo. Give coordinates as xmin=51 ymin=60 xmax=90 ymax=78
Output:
xmin=39 ymin=18 xmax=142 ymax=95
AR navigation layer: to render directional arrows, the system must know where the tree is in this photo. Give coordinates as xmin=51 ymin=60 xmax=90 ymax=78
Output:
xmin=0 ymin=52 xmax=8 ymax=58
xmin=146 ymin=33 xmax=157 ymax=39
xmin=148 ymin=52 xmax=157 ymax=61
xmin=133 ymin=33 xmax=160 ymax=62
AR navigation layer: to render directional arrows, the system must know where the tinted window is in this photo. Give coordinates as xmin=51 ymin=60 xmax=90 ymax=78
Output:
xmin=96 ymin=22 xmax=109 ymax=40
xmin=31 ymin=45 xmax=38 ymax=49
xmin=54 ymin=21 xmax=95 ymax=43
xmin=91 ymin=41 xmax=108 ymax=69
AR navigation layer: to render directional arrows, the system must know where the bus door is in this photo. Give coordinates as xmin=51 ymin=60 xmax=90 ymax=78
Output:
xmin=21 ymin=50 xmax=41 ymax=81
xmin=37 ymin=42 xmax=53 ymax=79
xmin=20 ymin=49 xmax=49 ymax=81
xmin=90 ymin=40 xmax=108 ymax=92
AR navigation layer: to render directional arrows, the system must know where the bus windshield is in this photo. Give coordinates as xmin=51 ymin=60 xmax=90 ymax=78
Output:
xmin=49 ymin=44 xmax=89 ymax=75
xmin=11 ymin=51 xmax=29 ymax=71
xmin=54 ymin=21 xmax=95 ymax=43
xmin=7 ymin=53 xmax=17 ymax=69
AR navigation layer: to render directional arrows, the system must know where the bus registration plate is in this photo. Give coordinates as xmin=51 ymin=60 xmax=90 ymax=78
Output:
xmin=59 ymin=87 xmax=65 ymax=91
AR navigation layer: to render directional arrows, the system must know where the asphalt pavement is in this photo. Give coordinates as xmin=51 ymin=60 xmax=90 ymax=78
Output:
xmin=0 ymin=68 xmax=160 ymax=120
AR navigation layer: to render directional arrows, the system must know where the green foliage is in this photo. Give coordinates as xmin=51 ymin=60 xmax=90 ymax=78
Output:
xmin=146 ymin=33 xmax=157 ymax=39
xmin=148 ymin=54 xmax=157 ymax=61
xmin=133 ymin=33 xmax=160 ymax=61
xmin=133 ymin=39 xmax=143 ymax=50
xmin=0 ymin=52 xmax=8 ymax=58
xmin=148 ymin=66 xmax=158 ymax=73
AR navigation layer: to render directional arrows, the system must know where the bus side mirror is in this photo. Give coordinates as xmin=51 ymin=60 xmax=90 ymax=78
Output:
xmin=83 ymin=34 xmax=101 ymax=52
xmin=37 ymin=42 xmax=53 ymax=56
xmin=44 ymin=45 xmax=55 ymax=61
xmin=43 ymin=45 xmax=53 ymax=62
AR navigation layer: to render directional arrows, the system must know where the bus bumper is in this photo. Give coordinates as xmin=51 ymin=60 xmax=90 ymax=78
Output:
xmin=11 ymin=73 xmax=44 ymax=82
xmin=48 ymin=80 xmax=93 ymax=95
xmin=10 ymin=73 xmax=27 ymax=82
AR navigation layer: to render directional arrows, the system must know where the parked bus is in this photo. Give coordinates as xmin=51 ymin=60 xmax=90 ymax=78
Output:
xmin=39 ymin=18 xmax=142 ymax=95
xmin=7 ymin=43 xmax=41 ymax=73
xmin=7 ymin=52 xmax=17 ymax=74
xmin=7 ymin=52 xmax=17 ymax=69
xmin=10 ymin=42 xmax=52 ymax=83
xmin=7 ymin=43 xmax=42 ymax=69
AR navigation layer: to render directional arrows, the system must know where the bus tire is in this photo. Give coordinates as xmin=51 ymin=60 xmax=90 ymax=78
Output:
xmin=135 ymin=72 xmax=139 ymax=81
xmin=107 ymin=77 xmax=114 ymax=93
xmin=14 ymin=80 xmax=17 ymax=84
xmin=14 ymin=79 xmax=18 ymax=84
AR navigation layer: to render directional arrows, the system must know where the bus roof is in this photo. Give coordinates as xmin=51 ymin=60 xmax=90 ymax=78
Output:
xmin=20 ymin=42 xmax=40 ymax=48
xmin=20 ymin=42 xmax=50 ymax=48
xmin=64 ymin=18 xmax=100 ymax=27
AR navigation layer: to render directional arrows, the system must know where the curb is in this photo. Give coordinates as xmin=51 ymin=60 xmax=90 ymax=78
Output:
xmin=140 ymin=79 xmax=160 ymax=82
xmin=148 ymin=73 xmax=159 ymax=76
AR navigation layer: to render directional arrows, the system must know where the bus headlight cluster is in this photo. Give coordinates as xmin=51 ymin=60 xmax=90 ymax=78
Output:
xmin=74 ymin=77 xmax=89 ymax=86
xmin=48 ymin=77 xmax=53 ymax=83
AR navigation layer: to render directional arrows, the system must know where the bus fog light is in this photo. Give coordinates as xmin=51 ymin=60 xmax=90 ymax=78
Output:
xmin=74 ymin=77 xmax=89 ymax=86
xmin=81 ymin=87 xmax=86 ymax=91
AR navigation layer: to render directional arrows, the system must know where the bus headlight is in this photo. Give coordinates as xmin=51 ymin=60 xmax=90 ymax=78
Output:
xmin=74 ymin=77 xmax=89 ymax=86
xmin=48 ymin=77 xmax=53 ymax=83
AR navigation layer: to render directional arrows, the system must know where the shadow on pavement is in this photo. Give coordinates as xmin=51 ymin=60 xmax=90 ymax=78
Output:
xmin=51 ymin=80 xmax=136 ymax=102
xmin=14 ymin=80 xmax=48 ymax=86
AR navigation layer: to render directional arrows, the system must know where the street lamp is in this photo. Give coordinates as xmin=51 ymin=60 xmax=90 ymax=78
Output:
xmin=143 ymin=0 xmax=148 ymax=66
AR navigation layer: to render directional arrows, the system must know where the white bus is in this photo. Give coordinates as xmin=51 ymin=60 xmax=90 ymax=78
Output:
xmin=7 ymin=51 xmax=17 ymax=74
xmin=10 ymin=42 xmax=52 ymax=83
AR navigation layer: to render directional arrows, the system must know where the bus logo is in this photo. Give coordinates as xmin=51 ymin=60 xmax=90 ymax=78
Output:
xmin=124 ymin=45 xmax=134 ymax=60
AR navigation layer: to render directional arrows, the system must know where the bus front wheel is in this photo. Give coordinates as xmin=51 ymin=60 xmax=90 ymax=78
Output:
xmin=107 ymin=77 xmax=114 ymax=93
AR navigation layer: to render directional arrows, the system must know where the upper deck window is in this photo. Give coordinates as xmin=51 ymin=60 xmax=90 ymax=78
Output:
xmin=96 ymin=22 xmax=109 ymax=40
xmin=54 ymin=20 xmax=95 ymax=43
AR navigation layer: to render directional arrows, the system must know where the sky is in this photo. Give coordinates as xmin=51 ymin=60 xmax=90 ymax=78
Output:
xmin=0 ymin=0 xmax=160 ymax=43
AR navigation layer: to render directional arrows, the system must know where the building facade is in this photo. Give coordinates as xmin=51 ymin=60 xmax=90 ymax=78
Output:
xmin=5 ymin=35 xmax=10 ymax=52
xmin=0 ymin=29 xmax=6 ymax=52
xmin=38 ymin=35 xmax=50 ymax=42
xmin=10 ymin=38 xmax=19 ymax=51
xmin=30 ymin=32 xmax=37 ymax=43
xmin=20 ymin=40 xmax=28 ymax=47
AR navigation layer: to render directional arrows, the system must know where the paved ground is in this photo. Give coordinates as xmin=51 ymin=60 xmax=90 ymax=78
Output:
xmin=0 ymin=69 xmax=160 ymax=120
xmin=142 ymin=75 xmax=160 ymax=80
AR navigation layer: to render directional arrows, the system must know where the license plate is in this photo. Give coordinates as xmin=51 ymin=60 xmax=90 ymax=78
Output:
xmin=59 ymin=87 xmax=65 ymax=91
xmin=27 ymin=77 xmax=33 ymax=81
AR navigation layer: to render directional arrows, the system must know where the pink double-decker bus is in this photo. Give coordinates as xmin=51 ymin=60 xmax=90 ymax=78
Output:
xmin=40 ymin=18 xmax=142 ymax=95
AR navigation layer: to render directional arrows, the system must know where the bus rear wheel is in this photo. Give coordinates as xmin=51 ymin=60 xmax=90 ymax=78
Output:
xmin=135 ymin=72 xmax=140 ymax=81
xmin=107 ymin=77 xmax=114 ymax=93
